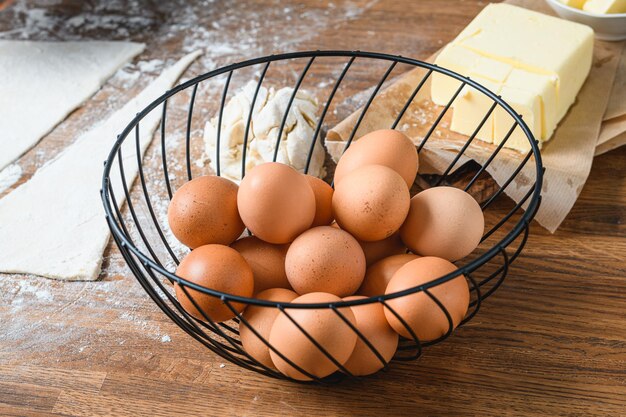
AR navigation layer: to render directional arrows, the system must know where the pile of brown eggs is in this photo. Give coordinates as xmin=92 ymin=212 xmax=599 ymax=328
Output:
xmin=167 ymin=129 xmax=485 ymax=380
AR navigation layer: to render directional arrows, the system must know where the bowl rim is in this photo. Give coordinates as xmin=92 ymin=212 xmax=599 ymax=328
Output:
xmin=101 ymin=50 xmax=544 ymax=309
xmin=546 ymin=0 xmax=626 ymax=19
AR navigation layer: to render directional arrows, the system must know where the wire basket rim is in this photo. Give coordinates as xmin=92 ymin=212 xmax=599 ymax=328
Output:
xmin=101 ymin=49 xmax=544 ymax=309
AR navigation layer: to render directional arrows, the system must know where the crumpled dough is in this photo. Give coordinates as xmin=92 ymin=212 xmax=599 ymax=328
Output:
xmin=204 ymin=81 xmax=326 ymax=182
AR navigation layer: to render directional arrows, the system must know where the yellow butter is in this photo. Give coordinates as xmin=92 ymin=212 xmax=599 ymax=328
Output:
xmin=456 ymin=4 xmax=593 ymax=122
xmin=450 ymin=76 xmax=498 ymax=143
xmin=494 ymin=86 xmax=542 ymax=153
xmin=431 ymin=3 xmax=593 ymax=152
xmin=505 ymin=69 xmax=558 ymax=140
xmin=431 ymin=44 xmax=481 ymax=105
xmin=583 ymin=0 xmax=626 ymax=13
xmin=470 ymin=57 xmax=513 ymax=84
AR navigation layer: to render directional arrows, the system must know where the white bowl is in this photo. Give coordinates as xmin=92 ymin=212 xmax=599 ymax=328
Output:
xmin=546 ymin=0 xmax=626 ymax=41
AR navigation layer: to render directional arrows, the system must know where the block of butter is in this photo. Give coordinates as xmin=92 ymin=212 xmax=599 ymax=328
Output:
xmin=431 ymin=3 xmax=594 ymax=152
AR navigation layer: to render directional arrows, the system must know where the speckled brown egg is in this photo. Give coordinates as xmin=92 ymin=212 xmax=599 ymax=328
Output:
xmin=304 ymin=175 xmax=334 ymax=227
xmin=237 ymin=163 xmax=315 ymax=244
xmin=358 ymin=253 xmax=419 ymax=297
xmin=174 ymin=244 xmax=254 ymax=322
xmin=285 ymin=226 xmax=365 ymax=297
xmin=240 ymin=288 xmax=298 ymax=369
xmin=384 ymin=256 xmax=469 ymax=341
xmin=334 ymin=129 xmax=418 ymax=188
xmin=357 ymin=232 xmax=407 ymax=267
xmin=400 ymin=186 xmax=484 ymax=261
xmin=231 ymin=236 xmax=290 ymax=294
xmin=269 ymin=292 xmax=357 ymax=381
xmin=333 ymin=165 xmax=410 ymax=242
xmin=342 ymin=296 xmax=399 ymax=376
xmin=167 ymin=175 xmax=245 ymax=249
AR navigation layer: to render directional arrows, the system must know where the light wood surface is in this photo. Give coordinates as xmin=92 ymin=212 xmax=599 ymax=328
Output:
xmin=1 ymin=1 xmax=625 ymax=416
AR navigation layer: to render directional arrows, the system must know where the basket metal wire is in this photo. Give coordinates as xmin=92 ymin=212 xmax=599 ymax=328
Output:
xmin=101 ymin=50 xmax=543 ymax=383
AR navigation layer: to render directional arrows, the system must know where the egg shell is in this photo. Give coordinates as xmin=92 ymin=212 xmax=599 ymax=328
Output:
xmin=269 ymin=292 xmax=357 ymax=381
xmin=342 ymin=296 xmax=399 ymax=376
xmin=358 ymin=253 xmax=419 ymax=297
xmin=240 ymin=288 xmax=299 ymax=369
xmin=358 ymin=232 xmax=407 ymax=267
xmin=231 ymin=236 xmax=290 ymax=294
xmin=174 ymin=244 xmax=254 ymax=322
xmin=334 ymin=129 xmax=418 ymax=188
xmin=237 ymin=162 xmax=315 ymax=244
xmin=400 ymin=186 xmax=484 ymax=261
xmin=167 ymin=175 xmax=245 ymax=249
xmin=304 ymin=175 xmax=334 ymax=227
xmin=384 ymin=256 xmax=469 ymax=341
xmin=333 ymin=164 xmax=410 ymax=242
xmin=285 ymin=226 xmax=365 ymax=297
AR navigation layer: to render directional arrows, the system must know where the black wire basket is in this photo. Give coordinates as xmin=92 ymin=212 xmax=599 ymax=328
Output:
xmin=101 ymin=50 xmax=543 ymax=383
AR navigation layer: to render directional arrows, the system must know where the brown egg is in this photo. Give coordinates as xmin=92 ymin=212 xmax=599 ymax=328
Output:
xmin=342 ymin=296 xmax=399 ymax=376
xmin=167 ymin=175 xmax=245 ymax=248
xmin=269 ymin=292 xmax=357 ymax=380
xmin=174 ymin=244 xmax=254 ymax=322
xmin=358 ymin=254 xmax=419 ymax=297
xmin=304 ymin=175 xmax=334 ymax=227
xmin=237 ymin=162 xmax=315 ymax=244
xmin=331 ymin=223 xmax=406 ymax=266
xmin=333 ymin=165 xmax=410 ymax=242
xmin=231 ymin=236 xmax=290 ymax=294
xmin=358 ymin=232 xmax=407 ymax=267
xmin=240 ymin=288 xmax=298 ymax=369
xmin=384 ymin=256 xmax=469 ymax=341
xmin=285 ymin=226 xmax=365 ymax=297
xmin=334 ymin=129 xmax=418 ymax=188
xmin=400 ymin=186 xmax=484 ymax=261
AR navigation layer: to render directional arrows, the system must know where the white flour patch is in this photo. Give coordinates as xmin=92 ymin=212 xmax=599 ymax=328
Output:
xmin=119 ymin=311 xmax=162 ymax=336
xmin=137 ymin=59 xmax=165 ymax=73
xmin=34 ymin=289 xmax=53 ymax=302
xmin=112 ymin=67 xmax=141 ymax=88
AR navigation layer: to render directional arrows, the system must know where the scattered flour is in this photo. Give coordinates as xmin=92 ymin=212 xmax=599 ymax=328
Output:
xmin=111 ymin=67 xmax=141 ymax=88
xmin=34 ymin=289 xmax=53 ymax=302
xmin=137 ymin=59 xmax=165 ymax=73
xmin=0 ymin=0 xmax=157 ymax=41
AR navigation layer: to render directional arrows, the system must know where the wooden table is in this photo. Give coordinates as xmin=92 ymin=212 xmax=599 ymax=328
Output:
xmin=1 ymin=1 xmax=625 ymax=415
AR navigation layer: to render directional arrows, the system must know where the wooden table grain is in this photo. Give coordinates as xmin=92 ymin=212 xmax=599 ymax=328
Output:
xmin=1 ymin=1 xmax=625 ymax=416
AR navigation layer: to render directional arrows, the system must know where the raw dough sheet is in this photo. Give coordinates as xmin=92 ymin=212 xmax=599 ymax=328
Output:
xmin=0 ymin=40 xmax=145 ymax=171
xmin=0 ymin=50 xmax=202 ymax=281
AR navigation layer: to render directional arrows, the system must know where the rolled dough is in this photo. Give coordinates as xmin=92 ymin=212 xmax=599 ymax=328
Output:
xmin=0 ymin=50 xmax=202 ymax=281
xmin=0 ymin=41 xmax=145 ymax=171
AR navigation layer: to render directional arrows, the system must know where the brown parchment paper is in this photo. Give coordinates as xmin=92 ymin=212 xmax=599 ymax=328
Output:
xmin=604 ymin=43 xmax=626 ymax=121
xmin=596 ymin=43 xmax=626 ymax=155
xmin=326 ymin=0 xmax=625 ymax=233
